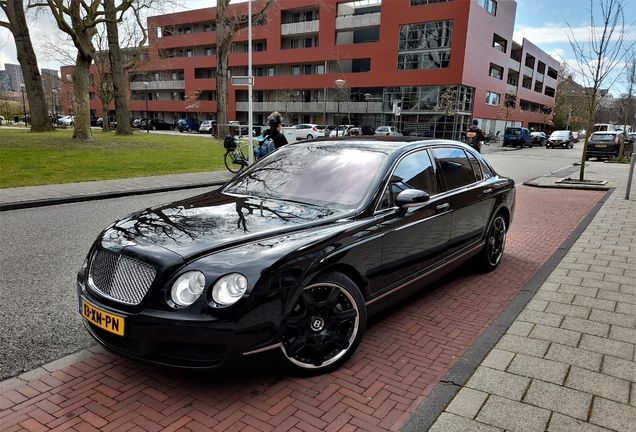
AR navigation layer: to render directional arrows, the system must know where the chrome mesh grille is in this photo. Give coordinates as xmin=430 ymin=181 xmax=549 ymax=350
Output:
xmin=88 ymin=249 xmax=156 ymax=305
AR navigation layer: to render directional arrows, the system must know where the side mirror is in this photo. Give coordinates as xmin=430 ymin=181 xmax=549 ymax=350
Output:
xmin=395 ymin=189 xmax=430 ymax=208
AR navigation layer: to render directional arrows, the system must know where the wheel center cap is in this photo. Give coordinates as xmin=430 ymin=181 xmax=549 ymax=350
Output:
xmin=310 ymin=316 xmax=325 ymax=332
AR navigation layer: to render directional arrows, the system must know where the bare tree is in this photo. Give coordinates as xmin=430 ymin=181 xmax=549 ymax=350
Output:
xmin=567 ymin=0 xmax=634 ymax=178
xmin=215 ymin=0 xmax=277 ymax=137
xmin=0 ymin=0 xmax=56 ymax=132
xmin=495 ymin=93 xmax=519 ymax=130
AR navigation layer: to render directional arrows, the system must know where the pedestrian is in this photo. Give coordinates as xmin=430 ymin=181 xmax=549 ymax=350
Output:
xmin=262 ymin=111 xmax=288 ymax=149
xmin=466 ymin=119 xmax=486 ymax=153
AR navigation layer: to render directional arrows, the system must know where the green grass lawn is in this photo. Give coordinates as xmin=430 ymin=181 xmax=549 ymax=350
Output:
xmin=0 ymin=128 xmax=228 ymax=188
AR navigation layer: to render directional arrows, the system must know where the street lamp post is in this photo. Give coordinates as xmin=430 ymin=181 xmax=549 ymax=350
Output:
xmin=20 ymin=84 xmax=27 ymax=127
xmin=335 ymin=79 xmax=346 ymax=135
xmin=364 ymin=93 xmax=372 ymax=127
xmin=142 ymin=82 xmax=149 ymax=132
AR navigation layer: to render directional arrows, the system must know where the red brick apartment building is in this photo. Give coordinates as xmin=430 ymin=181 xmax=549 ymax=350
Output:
xmin=64 ymin=0 xmax=560 ymax=138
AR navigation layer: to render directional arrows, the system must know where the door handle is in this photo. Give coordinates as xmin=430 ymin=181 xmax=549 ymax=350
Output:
xmin=483 ymin=189 xmax=493 ymax=195
xmin=436 ymin=203 xmax=450 ymax=210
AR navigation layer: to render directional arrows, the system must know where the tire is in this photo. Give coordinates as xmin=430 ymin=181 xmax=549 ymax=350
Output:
xmin=473 ymin=213 xmax=507 ymax=272
xmin=187 ymin=127 xmax=192 ymax=133
xmin=280 ymin=271 xmax=366 ymax=375
xmin=307 ymin=134 xmax=313 ymax=140
xmin=224 ymin=149 xmax=247 ymax=174
xmin=152 ymin=125 xmax=157 ymax=130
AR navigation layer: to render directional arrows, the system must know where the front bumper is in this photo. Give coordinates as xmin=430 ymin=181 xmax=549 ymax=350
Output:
xmin=546 ymin=141 xmax=569 ymax=148
xmin=77 ymin=279 xmax=282 ymax=371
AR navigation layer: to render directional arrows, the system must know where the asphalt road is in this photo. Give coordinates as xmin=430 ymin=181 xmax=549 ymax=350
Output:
xmin=0 ymin=145 xmax=584 ymax=380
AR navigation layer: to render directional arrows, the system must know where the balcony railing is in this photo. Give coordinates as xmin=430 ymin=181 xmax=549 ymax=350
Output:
xmin=535 ymin=72 xmax=544 ymax=83
xmin=130 ymin=80 xmax=185 ymax=91
xmin=508 ymin=59 xmax=520 ymax=72
xmin=235 ymin=100 xmax=382 ymax=114
xmin=281 ymin=20 xmax=320 ymax=36
xmin=335 ymin=12 xmax=381 ymax=30
xmin=523 ymin=66 xmax=534 ymax=77
xmin=506 ymin=84 xmax=517 ymax=94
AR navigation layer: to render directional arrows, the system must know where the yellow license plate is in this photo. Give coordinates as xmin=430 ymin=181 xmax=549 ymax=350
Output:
xmin=595 ymin=144 xmax=607 ymax=148
xmin=80 ymin=297 xmax=125 ymax=336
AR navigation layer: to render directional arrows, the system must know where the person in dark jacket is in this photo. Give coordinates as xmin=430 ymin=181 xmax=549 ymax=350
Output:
xmin=466 ymin=119 xmax=486 ymax=153
xmin=262 ymin=111 xmax=288 ymax=149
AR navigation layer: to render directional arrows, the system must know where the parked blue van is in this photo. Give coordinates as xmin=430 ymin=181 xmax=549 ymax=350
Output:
xmin=503 ymin=127 xmax=532 ymax=148
xmin=176 ymin=118 xmax=201 ymax=133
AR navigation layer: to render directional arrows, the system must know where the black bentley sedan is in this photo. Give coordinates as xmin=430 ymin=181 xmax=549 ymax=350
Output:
xmin=77 ymin=137 xmax=515 ymax=375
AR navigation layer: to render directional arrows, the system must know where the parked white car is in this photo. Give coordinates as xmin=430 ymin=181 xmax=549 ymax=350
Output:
xmin=199 ymin=120 xmax=215 ymax=134
xmin=329 ymin=125 xmax=355 ymax=137
xmin=59 ymin=115 xmax=75 ymax=126
xmin=295 ymin=124 xmax=325 ymax=140
xmin=374 ymin=125 xmax=402 ymax=136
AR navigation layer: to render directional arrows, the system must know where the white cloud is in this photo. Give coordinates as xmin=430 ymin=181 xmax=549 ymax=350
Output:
xmin=515 ymin=23 xmax=636 ymax=45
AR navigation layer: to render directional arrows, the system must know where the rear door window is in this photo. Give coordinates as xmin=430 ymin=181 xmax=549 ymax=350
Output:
xmin=432 ymin=147 xmax=477 ymax=191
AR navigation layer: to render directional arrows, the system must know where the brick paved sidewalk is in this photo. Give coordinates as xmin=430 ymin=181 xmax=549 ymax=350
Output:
xmin=405 ymin=164 xmax=636 ymax=432
xmin=0 ymin=185 xmax=608 ymax=432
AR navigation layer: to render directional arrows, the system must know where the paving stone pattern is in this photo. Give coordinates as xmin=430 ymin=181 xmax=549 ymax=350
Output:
xmin=427 ymin=169 xmax=636 ymax=432
xmin=0 ymin=185 xmax=607 ymax=431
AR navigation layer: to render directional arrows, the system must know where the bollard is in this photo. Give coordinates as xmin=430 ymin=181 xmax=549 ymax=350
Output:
xmin=626 ymin=152 xmax=635 ymax=200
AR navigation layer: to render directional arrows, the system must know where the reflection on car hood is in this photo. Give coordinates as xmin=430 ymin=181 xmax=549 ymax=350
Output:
xmin=101 ymin=190 xmax=349 ymax=260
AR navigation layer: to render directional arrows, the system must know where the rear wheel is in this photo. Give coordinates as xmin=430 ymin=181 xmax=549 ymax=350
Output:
xmin=474 ymin=213 xmax=507 ymax=273
xmin=187 ymin=127 xmax=192 ymax=133
xmin=223 ymin=149 xmax=247 ymax=174
xmin=280 ymin=272 xmax=366 ymax=376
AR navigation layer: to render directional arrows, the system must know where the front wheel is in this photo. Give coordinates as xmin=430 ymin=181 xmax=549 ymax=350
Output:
xmin=224 ymin=149 xmax=247 ymax=174
xmin=280 ymin=272 xmax=366 ymax=376
xmin=473 ymin=213 xmax=507 ymax=273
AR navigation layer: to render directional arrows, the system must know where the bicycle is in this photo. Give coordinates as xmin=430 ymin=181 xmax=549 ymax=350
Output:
xmin=223 ymin=135 xmax=273 ymax=173
xmin=223 ymin=135 xmax=249 ymax=173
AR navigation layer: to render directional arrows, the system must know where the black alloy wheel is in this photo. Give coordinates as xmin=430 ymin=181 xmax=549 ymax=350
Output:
xmin=474 ymin=213 xmax=507 ymax=272
xmin=281 ymin=272 xmax=366 ymax=375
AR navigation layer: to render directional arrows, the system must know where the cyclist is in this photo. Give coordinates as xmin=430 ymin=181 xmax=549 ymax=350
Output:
xmin=466 ymin=119 xmax=486 ymax=153
xmin=262 ymin=111 xmax=288 ymax=149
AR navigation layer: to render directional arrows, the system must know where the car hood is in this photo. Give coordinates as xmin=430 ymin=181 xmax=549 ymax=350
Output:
xmin=100 ymin=189 xmax=351 ymax=261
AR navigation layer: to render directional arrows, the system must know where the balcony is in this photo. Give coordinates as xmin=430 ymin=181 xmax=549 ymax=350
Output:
xmin=508 ymin=59 xmax=520 ymax=73
xmin=281 ymin=20 xmax=320 ymax=36
xmin=535 ymin=72 xmax=544 ymax=83
xmin=506 ymin=84 xmax=517 ymax=94
xmin=523 ymin=66 xmax=534 ymax=77
xmin=235 ymin=100 xmax=382 ymax=114
xmin=130 ymin=80 xmax=185 ymax=91
xmin=335 ymin=12 xmax=381 ymax=30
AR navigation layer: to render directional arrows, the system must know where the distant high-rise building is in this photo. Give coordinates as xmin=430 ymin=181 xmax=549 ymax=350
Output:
xmin=4 ymin=63 xmax=24 ymax=92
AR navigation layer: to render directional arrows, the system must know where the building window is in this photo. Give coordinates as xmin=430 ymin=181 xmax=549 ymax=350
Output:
xmin=479 ymin=0 xmax=497 ymax=16
xmin=492 ymin=34 xmax=507 ymax=52
xmin=268 ymin=67 xmax=275 ymax=76
xmin=304 ymin=38 xmax=314 ymax=48
xmin=410 ymin=0 xmax=453 ymax=4
xmin=291 ymin=39 xmax=300 ymax=49
xmin=486 ymin=91 xmax=500 ymax=106
xmin=397 ymin=21 xmax=453 ymax=70
xmin=303 ymin=65 xmax=312 ymax=75
xmin=489 ymin=64 xmax=503 ymax=80
xmin=291 ymin=66 xmax=300 ymax=75
xmin=254 ymin=42 xmax=265 ymax=52
xmin=315 ymin=65 xmax=325 ymax=74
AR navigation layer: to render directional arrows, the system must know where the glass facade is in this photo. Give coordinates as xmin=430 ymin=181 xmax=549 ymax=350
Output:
xmin=397 ymin=21 xmax=453 ymax=70
xmin=382 ymin=85 xmax=474 ymax=140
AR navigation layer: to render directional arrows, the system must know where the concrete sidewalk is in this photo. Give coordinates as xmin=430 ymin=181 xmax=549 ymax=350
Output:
xmin=404 ymin=161 xmax=636 ymax=432
xmin=1 ymin=163 xmax=634 ymax=432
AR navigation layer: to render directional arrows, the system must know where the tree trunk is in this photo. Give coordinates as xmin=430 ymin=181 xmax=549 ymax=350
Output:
xmin=5 ymin=0 xmax=55 ymax=132
xmin=102 ymin=104 xmax=110 ymax=132
xmin=72 ymin=54 xmax=94 ymax=140
xmin=104 ymin=0 xmax=132 ymax=135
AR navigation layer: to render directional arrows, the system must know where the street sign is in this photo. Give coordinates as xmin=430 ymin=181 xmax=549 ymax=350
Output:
xmin=231 ymin=76 xmax=254 ymax=86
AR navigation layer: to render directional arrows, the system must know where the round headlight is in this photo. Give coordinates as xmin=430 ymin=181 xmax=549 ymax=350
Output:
xmin=171 ymin=271 xmax=206 ymax=307
xmin=212 ymin=273 xmax=248 ymax=305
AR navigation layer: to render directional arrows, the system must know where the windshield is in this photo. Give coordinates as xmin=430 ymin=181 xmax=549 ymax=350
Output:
xmin=506 ymin=128 xmax=522 ymax=135
xmin=223 ymin=145 xmax=388 ymax=209
xmin=551 ymin=131 xmax=569 ymax=137
xmin=592 ymin=133 xmax=617 ymax=141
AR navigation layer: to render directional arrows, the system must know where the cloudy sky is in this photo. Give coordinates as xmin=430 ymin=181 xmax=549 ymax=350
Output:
xmin=1 ymin=0 xmax=634 ymax=93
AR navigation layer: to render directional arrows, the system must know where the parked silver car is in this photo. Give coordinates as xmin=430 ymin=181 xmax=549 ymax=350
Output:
xmin=374 ymin=126 xmax=402 ymax=136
